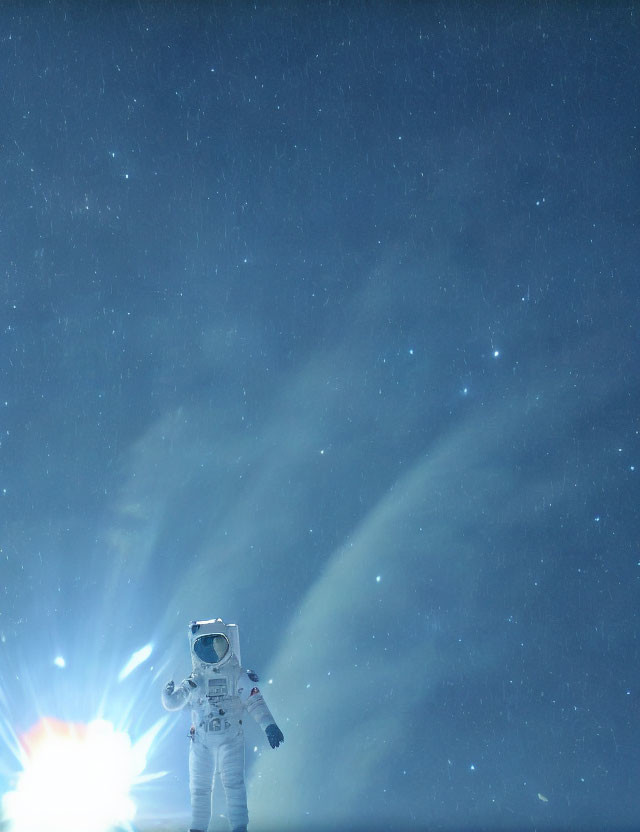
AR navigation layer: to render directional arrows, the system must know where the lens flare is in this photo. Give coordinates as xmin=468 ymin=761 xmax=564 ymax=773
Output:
xmin=118 ymin=643 xmax=153 ymax=681
xmin=2 ymin=715 xmax=165 ymax=832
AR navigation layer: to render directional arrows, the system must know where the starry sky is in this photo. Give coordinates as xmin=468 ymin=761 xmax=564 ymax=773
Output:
xmin=0 ymin=2 xmax=638 ymax=831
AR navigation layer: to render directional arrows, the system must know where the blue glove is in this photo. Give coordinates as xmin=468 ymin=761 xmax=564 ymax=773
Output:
xmin=266 ymin=723 xmax=284 ymax=748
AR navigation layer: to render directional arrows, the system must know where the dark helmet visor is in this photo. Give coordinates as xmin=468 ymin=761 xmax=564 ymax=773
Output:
xmin=193 ymin=633 xmax=230 ymax=664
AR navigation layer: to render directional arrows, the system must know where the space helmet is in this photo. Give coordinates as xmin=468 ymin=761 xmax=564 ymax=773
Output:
xmin=188 ymin=618 xmax=241 ymax=670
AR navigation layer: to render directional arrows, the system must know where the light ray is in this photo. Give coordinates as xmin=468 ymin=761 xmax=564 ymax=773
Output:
xmin=118 ymin=643 xmax=153 ymax=681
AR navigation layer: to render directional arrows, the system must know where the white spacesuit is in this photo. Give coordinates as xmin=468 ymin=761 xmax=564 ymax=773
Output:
xmin=162 ymin=618 xmax=284 ymax=832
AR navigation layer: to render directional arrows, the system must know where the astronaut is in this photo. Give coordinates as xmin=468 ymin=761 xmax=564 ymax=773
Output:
xmin=162 ymin=618 xmax=284 ymax=832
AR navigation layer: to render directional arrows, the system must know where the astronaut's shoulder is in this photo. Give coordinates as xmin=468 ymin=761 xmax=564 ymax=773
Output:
xmin=237 ymin=667 xmax=259 ymax=687
xmin=237 ymin=668 xmax=261 ymax=699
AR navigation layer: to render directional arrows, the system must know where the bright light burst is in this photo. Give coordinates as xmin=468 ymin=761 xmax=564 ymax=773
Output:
xmin=2 ymin=715 xmax=166 ymax=832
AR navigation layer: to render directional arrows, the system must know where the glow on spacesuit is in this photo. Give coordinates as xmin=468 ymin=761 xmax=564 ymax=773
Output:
xmin=1 ymin=715 xmax=166 ymax=832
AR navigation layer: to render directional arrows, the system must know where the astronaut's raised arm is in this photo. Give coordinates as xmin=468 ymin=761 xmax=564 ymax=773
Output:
xmin=161 ymin=676 xmax=197 ymax=711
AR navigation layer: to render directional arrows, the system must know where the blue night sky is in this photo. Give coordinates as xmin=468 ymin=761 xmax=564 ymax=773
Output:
xmin=0 ymin=2 xmax=638 ymax=831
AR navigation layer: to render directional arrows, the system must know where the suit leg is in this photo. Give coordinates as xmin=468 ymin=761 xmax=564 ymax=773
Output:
xmin=219 ymin=731 xmax=248 ymax=831
xmin=189 ymin=737 xmax=215 ymax=832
